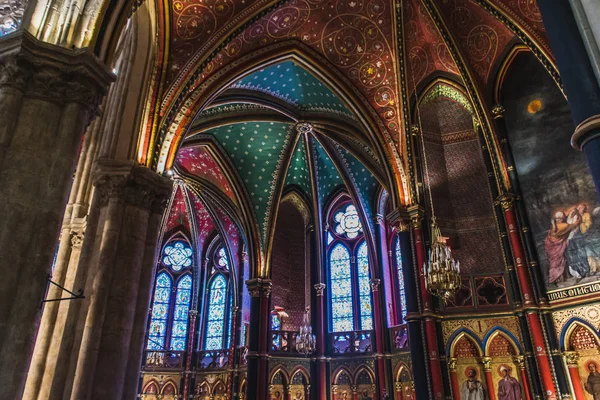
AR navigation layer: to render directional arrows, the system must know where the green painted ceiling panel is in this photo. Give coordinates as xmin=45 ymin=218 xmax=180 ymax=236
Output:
xmin=284 ymin=138 xmax=311 ymax=198
xmin=333 ymin=142 xmax=381 ymax=233
xmin=206 ymin=121 xmax=293 ymax=247
xmin=313 ymin=139 xmax=344 ymax=204
xmin=233 ymin=61 xmax=352 ymax=115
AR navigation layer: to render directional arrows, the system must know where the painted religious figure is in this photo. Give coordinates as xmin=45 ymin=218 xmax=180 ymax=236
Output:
xmin=585 ymin=361 xmax=600 ymax=399
xmin=360 ymin=389 xmax=373 ymax=400
xmin=497 ymin=365 xmax=521 ymax=400
xmin=545 ymin=204 xmax=600 ymax=287
xmin=461 ymin=368 xmax=485 ymax=400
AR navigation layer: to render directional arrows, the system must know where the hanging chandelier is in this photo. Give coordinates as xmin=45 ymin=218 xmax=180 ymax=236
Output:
xmin=295 ymin=307 xmax=315 ymax=356
xmin=424 ymin=217 xmax=462 ymax=301
xmin=412 ymin=71 xmax=462 ymax=301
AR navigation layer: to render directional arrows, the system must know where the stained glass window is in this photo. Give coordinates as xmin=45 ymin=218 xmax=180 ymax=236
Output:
xmin=205 ymin=275 xmax=227 ymax=350
xmin=217 ymin=247 xmax=229 ymax=270
xmin=226 ymin=289 xmax=233 ymax=349
xmin=148 ymin=272 xmax=172 ymax=350
xmin=334 ymin=204 xmax=363 ymax=238
xmin=357 ymin=241 xmax=373 ymax=330
xmin=329 ymin=243 xmax=354 ymax=332
xmin=395 ymin=237 xmax=407 ymax=322
xmin=271 ymin=314 xmax=281 ymax=330
xmin=170 ymin=275 xmax=192 ymax=351
xmin=163 ymin=241 xmax=193 ymax=271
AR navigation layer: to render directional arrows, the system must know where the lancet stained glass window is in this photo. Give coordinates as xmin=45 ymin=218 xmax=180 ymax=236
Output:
xmin=148 ymin=272 xmax=172 ymax=350
xmin=330 ymin=243 xmax=353 ymax=332
xmin=395 ymin=237 xmax=407 ymax=322
xmin=357 ymin=241 xmax=373 ymax=330
xmin=170 ymin=275 xmax=192 ymax=351
xmin=163 ymin=241 xmax=193 ymax=272
xmin=205 ymin=275 xmax=227 ymax=350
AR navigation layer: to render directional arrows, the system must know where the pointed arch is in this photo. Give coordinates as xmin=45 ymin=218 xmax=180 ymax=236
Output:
xmin=161 ymin=380 xmax=178 ymax=395
xmin=332 ymin=367 xmax=353 ymax=385
xmin=483 ymin=327 xmax=523 ymax=356
xmin=353 ymin=365 xmax=376 ymax=385
xmin=270 ymin=366 xmax=290 ymax=385
xmin=562 ymin=318 xmax=600 ymax=351
xmin=142 ymin=380 xmax=160 ymax=394
xmin=447 ymin=329 xmax=484 ymax=358
xmin=290 ymin=366 xmax=311 ymax=385
xmin=395 ymin=362 xmax=412 ymax=382
xmin=170 ymin=274 xmax=193 ymax=350
xmin=155 ymin=42 xmax=406 ymax=208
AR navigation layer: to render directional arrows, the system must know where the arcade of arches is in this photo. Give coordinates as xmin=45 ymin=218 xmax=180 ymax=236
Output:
xmin=2 ymin=0 xmax=600 ymax=399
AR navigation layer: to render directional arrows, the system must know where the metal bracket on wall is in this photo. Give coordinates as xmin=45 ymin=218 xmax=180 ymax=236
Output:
xmin=41 ymin=274 xmax=84 ymax=306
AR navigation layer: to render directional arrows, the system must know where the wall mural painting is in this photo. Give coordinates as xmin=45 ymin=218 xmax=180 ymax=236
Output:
xmin=461 ymin=367 xmax=485 ymax=400
xmin=487 ymin=335 xmax=521 ymax=400
xmin=502 ymin=52 xmax=600 ymax=294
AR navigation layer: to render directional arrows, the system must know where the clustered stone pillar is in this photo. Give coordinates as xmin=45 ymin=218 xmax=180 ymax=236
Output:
xmin=564 ymin=352 xmax=586 ymax=400
xmin=0 ymin=31 xmax=113 ymax=399
xmin=246 ymin=277 xmax=272 ymax=399
xmin=66 ymin=158 xmax=171 ymax=399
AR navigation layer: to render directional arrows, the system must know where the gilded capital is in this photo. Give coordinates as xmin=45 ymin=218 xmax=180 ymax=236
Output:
xmin=411 ymin=124 xmax=420 ymax=136
xmin=496 ymin=193 xmax=516 ymax=211
xmin=513 ymin=355 xmax=526 ymax=369
xmin=480 ymin=357 xmax=493 ymax=371
xmin=563 ymin=351 xmax=579 ymax=366
xmin=246 ymin=278 xmax=272 ymax=298
xmin=370 ymin=278 xmax=381 ymax=292
xmin=447 ymin=357 xmax=457 ymax=371
xmin=492 ymin=104 xmax=505 ymax=119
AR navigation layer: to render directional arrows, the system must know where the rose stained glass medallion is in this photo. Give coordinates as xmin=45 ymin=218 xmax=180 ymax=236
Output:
xmin=334 ymin=204 xmax=363 ymax=239
xmin=163 ymin=241 xmax=193 ymax=272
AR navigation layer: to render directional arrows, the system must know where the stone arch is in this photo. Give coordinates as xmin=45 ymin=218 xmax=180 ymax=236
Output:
xmin=142 ymin=380 xmax=160 ymax=394
xmin=483 ymin=328 xmax=522 ymax=357
xmin=448 ymin=330 xmax=484 ymax=358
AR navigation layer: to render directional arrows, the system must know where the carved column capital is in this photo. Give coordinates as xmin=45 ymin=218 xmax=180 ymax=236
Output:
xmin=447 ymin=357 xmax=457 ymax=371
xmin=332 ymin=385 xmax=338 ymax=394
xmin=407 ymin=205 xmax=424 ymax=229
xmin=370 ymin=278 xmax=381 ymax=292
xmin=492 ymin=104 xmax=505 ymax=119
xmin=480 ymin=356 xmax=493 ymax=371
xmin=563 ymin=351 xmax=579 ymax=366
xmin=395 ymin=382 xmax=402 ymax=391
xmin=350 ymin=385 xmax=358 ymax=394
xmin=314 ymin=283 xmax=326 ymax=296
xmin=512 ymin=355 xmax=526 ymax=369
xmin=70 ymin=229 xmax=85 ymax=249
xmin=295 ymin=121 xmax=314 ymax=135
xmin=411 ymin=124 xmax=420 ymax=136
xmin=496 ymin=193 xmax=516 ymax=211
xmin=0 ymin=31 xmax=113 ymax=118
xmin=246 ymin=278 xmax=272 ymax=298
xmin=92 ymin=158 xmax=172 ymax=212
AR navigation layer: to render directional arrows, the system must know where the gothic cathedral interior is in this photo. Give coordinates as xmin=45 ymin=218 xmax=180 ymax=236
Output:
xmin=1 ymin=0 xmax=600 ymax=399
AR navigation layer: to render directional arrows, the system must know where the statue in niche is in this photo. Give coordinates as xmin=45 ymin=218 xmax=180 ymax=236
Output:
xmin=497 ymin=365 xmax=521 ymax=400
xmin=461 ymin=368 xmax=484 ymax=400
xmin=585 ymin=361 xmax=600 ymax=400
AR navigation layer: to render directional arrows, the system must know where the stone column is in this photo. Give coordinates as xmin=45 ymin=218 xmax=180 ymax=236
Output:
xmin=447 ymin=358 xmax=460 ymax=400
xmin=513 ymin=356 xmax=532 ymax=400
xmin=480 ymin=357 xmax=496 ymax=400
xmin=0 ymin=31 xmax=112 ymax=399
xmin=66 ymin=158 xmax=171 ymax=400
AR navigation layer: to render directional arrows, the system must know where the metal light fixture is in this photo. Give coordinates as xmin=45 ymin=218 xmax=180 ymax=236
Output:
xmin=412 ymin=73 xmax=462 ymax=302
xmin=295 ymin=307 xmax=315 ymax=356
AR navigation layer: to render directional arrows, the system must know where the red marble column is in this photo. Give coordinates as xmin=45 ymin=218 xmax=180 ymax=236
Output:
xmin=514 ymin=356 xmax=532 ymax=400
xmin=395 ymin=382 xmax=403 ymax=400
xmin=481 ymin=358 xmax=497 ymax=400
xmin=447 ymin=358 xmax=460 ymax=400
xmin=499 ymin=196 xmax=534 ymax=305
xmin=371 ymin=278 xmax=387 ymax=400
xmin=227 ymin=306 xmax=238 ymax=399
xmin=332 ymin=385 xmax=339 ymax=400
xmin=410 ymin=210 xmax=445 ymax=400
xmin=564 ymin=352 xmax=586 ymax=400
xmin=498 ymin=195 xmax=558 ymax=399
xmin=352 ymin=385 xmax=359 ymax=400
